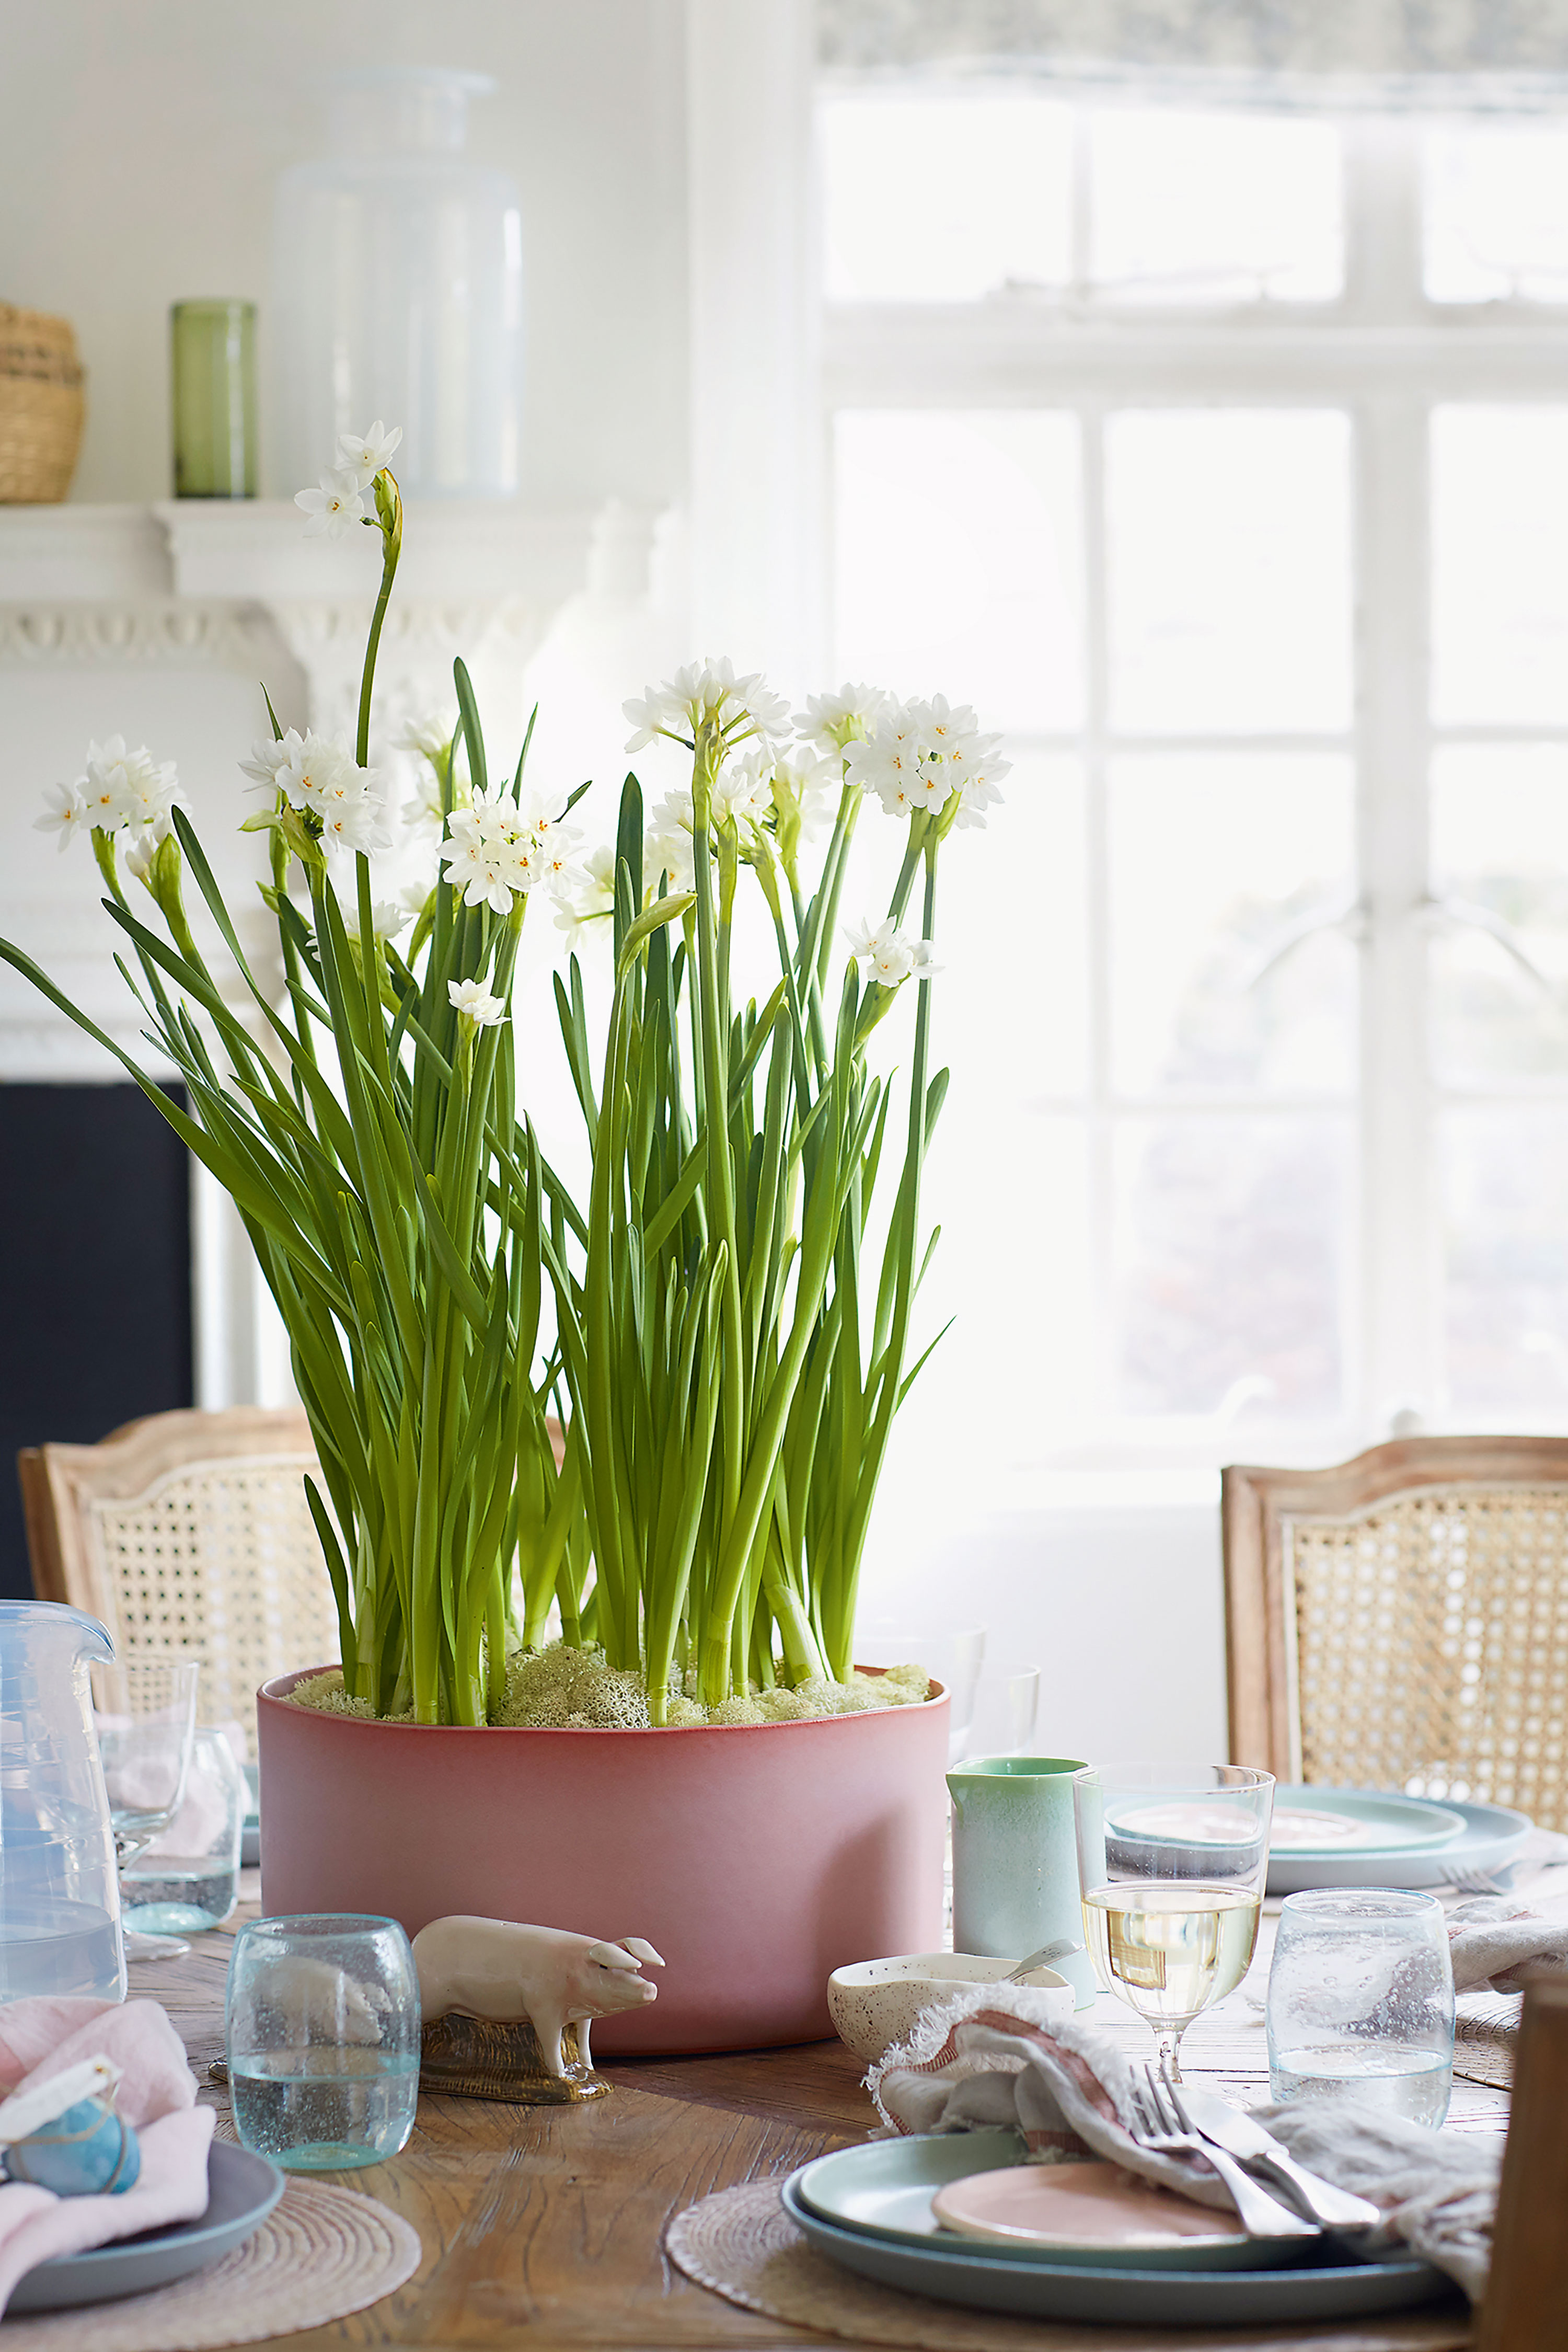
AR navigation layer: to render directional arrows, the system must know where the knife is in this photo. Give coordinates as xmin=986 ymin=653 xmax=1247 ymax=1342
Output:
xmin=1167 ymin=2081 xmax=1382 ymax=2232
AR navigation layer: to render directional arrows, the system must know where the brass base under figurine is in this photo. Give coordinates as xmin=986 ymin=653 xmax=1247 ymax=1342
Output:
xmin=418 ymin=2010 xmax=611 ymax=2103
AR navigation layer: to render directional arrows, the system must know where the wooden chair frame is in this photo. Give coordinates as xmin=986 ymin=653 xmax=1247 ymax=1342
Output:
xmin=19 ymin=1405 xmax=318 ymax=1623
xmin=1223 ymin=1434 xmax=1568 ymax=1777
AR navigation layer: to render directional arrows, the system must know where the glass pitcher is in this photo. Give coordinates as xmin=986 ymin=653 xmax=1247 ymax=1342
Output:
xmin=0 ymin=1603 xmax=126 ymax=2002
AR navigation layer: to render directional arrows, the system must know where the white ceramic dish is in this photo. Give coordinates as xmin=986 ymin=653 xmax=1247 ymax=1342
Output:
xmin=826 ymin=1953 xmax=1071 ymax=2064
xmin=1266 ymin=1793 xmax=1532 ymax=1894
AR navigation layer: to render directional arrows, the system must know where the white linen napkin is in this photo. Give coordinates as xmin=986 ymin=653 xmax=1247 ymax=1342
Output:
xmin=867 ymin=1981 xmax=1497 ymax=2301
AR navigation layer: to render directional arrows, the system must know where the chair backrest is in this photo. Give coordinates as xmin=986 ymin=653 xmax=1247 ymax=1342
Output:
xmin=1478 ymin=1971 xmax=1568 ymax=2351
xmin=19 ymin=1407 xmax=341 ymax=1761
xmin=1224 ymin=1436 xmax=1568 ymax=1829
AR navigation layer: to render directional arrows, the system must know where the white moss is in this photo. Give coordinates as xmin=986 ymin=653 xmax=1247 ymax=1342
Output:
xmin=285 ymin=1643 xmax=933 ymax=1728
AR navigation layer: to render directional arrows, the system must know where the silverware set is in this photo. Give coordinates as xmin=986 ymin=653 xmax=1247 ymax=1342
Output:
xmin=1125 ymin=2060 xmax=1381 ymax=2240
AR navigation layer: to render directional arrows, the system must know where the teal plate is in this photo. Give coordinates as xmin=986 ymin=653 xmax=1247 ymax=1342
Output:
xmin=780 ymin=2177 xmax=1458 ymax=2328
xmin=1268 ymin=1794 xmax=1532 ymax=1895
xmin=10 ymin=2142 xmax=284 ymax=2313
xmin=1268 ymin=1788 xmax=1466 ymax=1856
xmin=794 ymin=2131 xmax=1300 ymax=2271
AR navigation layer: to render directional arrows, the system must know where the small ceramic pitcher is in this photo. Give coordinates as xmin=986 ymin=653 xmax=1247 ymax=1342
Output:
xmin=947 ymin=1755 xmax=1094 ymax=2009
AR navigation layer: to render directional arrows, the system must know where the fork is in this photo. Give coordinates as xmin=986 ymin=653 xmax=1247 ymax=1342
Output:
xmin=1125 ymin=2064 xmax=1318 ymax=2240
xmin=1436 ymin=1863 xmax=1510 ymax=1897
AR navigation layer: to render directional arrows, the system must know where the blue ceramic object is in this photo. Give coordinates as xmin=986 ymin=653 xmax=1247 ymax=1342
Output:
xmin=1 ymin=2094 xmax=140 ymax=2196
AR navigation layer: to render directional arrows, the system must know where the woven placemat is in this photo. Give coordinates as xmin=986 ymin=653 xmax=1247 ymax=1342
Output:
xmin=1453 ymin=1997 xmax=1519 ymax=2092
xmin=665 ymin=2181 xmax=1472 ymax=2352
xmin=0 ymin=2179 xmax=420 ymax=2350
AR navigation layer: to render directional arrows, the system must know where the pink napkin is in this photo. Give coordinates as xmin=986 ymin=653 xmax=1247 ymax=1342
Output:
xmin=0 ymin=1998 xmax=215 ymax=2316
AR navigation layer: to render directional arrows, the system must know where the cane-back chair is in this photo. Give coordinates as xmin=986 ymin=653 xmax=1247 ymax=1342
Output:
xmin=19 ymin=1407 xmax=338 ymax=1759
xmin=1224 ymin=1436 xmax=1568 ymax=1831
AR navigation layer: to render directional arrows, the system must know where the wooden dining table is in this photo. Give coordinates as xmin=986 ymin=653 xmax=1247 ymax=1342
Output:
xmin=132 ymin=1868 xmax=1553 ymax=2352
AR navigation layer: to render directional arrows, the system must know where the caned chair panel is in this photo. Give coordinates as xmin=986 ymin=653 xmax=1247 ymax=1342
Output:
xmin=19 ymin=1408 xmax=341 ymax=1761
xmin=1224 ymin=1437 xmax=1568 ymax=1832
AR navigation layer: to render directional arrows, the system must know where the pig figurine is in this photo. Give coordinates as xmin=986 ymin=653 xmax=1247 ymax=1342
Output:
xmin=411 ymin=1917 xmax=664 ymax=2077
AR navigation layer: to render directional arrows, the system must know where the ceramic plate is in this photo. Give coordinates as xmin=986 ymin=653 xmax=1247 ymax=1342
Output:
xmin=780 ymin=2177 xmax=1456 ymax=2328
xmin=9 ymin=2140 xmax=284 ymax=2313
xmin=932 ymin=2161 xmax=1272 ymax=2267
xmin=1267 ymin=1794 xmax=1532 ymax=1895
xmin=1267 ymin=1791 xmax=1467 ymax=1854
xmin=794 ymin=2135 xmax=1301 ymax=2272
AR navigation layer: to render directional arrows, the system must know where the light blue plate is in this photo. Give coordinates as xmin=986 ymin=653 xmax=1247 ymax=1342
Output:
xmin=794 ymin=2131 xmax=1299 ymax=2271
xmin=9 ymin=2141 xmax=283 ymax=2313
xmin=781 ymin=2177 xmax=1457 ymax=2328
xmin=1268 ymin=1793 xmax=1532 ymax=1895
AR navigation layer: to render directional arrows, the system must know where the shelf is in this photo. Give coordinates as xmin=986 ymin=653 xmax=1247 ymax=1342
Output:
xmin=0 ymin=499 xmax=636 ymax=609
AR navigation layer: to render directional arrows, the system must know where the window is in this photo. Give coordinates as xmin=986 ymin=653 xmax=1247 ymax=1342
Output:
xmin=821 ymin=87 xmax=1568 ymax=1475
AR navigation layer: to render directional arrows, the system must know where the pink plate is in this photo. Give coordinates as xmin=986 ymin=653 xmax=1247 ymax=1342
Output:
xmin=932 ymin=2162 xmax=1252 ymax=2255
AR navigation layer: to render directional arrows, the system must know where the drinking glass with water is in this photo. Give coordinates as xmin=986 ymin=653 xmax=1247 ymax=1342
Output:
xmin=1266 ymin=1888 xmax=1455 ymax=2126
xmin=225 ymin=1914 xmax=420 ymax=2170
xmin=120 ymin=1727 xmax=246 ymax=1934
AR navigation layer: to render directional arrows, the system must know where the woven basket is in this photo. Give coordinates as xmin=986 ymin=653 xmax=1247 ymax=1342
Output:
xmin=0 ymin=303 xmax=85 ymax=502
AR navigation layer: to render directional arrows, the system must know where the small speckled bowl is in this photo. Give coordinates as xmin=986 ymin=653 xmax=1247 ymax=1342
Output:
xmin=827 ymin=1952 xmax=1073 ymax=2065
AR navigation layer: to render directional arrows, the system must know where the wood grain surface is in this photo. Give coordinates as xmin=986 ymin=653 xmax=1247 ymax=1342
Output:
xmin=131 ymin=1871 xmax=1540 ymax=2352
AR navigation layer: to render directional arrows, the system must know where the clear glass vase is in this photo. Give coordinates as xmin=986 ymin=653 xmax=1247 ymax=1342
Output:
xmin=273 ymin=66 xmax=522 ymax=498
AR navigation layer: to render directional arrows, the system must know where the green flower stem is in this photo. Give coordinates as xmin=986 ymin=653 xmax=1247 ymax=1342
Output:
xmin=356 ymin=474 xmax=402 ymax=771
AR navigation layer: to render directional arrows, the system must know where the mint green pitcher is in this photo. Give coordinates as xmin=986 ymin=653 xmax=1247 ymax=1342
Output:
xmin=947 ymin=1755 xmax=1094 ymax=2009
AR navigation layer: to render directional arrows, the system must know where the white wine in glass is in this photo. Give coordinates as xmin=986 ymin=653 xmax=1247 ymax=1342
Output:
xmin=1074 ymin=1765 xmax=1273 ymax=2078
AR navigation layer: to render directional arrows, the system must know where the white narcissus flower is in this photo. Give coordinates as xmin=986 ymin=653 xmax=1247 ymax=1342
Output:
xmin=945 ymin=736 xmax=1011 ymax=831
xmin=909 ymin=693 xmax=979 ymax=756
xmin=448 ymin=978 xmax=506 ymax=1027
xmin=75 ymin=737 xmax=182 ymax=837
xmin=397 ymin=711 xmax=456 ymax=764
xmin=239 ymin=731 xmax=302 ymax=790
xmin=845 ymin=916 xmax=942 ymax=986
xmin=35 ymin=780 xmax=90 ymax=852
xmin=622 ymin=658 xmax=789 ymax=754
xmin=318 ymin=793 xmax=394 ymax=856
xmin=295 ymin=470 xmax=367 ymax=539
xmin=554 ymin=841 xmax=619 ymax=939
xmin=710 ymin=749 xmax=774 ymax=828
xmin=369 ymin=901 xmax=407 ymax=942
xmin=336 ymin=421 xmax=403 ymax=487
xmin=123 ymin=834 xmax=157 ymax=884
xmin=792 ymin=684 xmax=890 ymax=758
xmin=767 ymin=747 xmax=838 ymax=844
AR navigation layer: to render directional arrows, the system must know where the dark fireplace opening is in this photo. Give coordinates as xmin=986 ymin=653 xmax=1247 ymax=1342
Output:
xmin=0 ymin=1083 xmax=192 ymax=1600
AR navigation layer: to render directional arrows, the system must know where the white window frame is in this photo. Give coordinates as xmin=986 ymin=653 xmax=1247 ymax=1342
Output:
xmin=688 ymin=13 xmax=1568 ymax=1469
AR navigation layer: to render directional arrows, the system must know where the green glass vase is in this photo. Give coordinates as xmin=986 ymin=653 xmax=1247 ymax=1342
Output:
xmin=170 ymin=300 xmax=257 ymax=497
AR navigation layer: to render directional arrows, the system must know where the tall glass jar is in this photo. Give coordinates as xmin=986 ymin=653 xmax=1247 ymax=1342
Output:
xmin=273 ymin=67 xmax=522 ymax=497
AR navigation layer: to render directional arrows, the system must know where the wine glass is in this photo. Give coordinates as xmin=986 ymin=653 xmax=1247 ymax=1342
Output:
xmin=91 ymin=1654 xmax=200 ymax=1960
xmin=1072 ymin=1762 xmax=1274 ymax=2080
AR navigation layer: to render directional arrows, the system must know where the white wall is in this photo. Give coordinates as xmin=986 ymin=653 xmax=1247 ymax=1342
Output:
xmin=1 ymin=0 xmax=689 ymax=514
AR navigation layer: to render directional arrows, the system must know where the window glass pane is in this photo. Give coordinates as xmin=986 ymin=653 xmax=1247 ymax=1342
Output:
xmin=1431 ymin=745 xmax=1568 ymax=1085
xmin=1432 ymin=406 xmax=1568 ymax=726
xmin=834 ymin=410 xmax=1083 ymax=732
xmin=1091 ymin=111 xmax=1342 ymax=305
xmin=933 ymin=755 xmax=1088 ymax=1099
xmin=1109 ymin=755 xmax=1356 ymax=1097
xmin=1426 ymin=121 xmax=1568 ymax=304
xmin=1107 ymin=410 xmax=1352 ymax=733
xmin=1114 ymin=1115 xmax=1349 ymax=1418
xmin=1442 ymin=1109 xmax=1568 ymax=1409
xmin=820 ymin=92 xmax=1072 ymax=302
xmin=906 ymin=1114 xmax=1094 ymax=1475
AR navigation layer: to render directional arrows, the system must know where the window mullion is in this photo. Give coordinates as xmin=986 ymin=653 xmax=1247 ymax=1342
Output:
xmin=1356 ymin=388 xmax=1435 ymax=1430
xmin=1082 ymin=400 xmax=1115 ymax=1417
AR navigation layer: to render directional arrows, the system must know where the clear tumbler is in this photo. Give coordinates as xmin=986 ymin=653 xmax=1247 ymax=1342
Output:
xmin=226 ymin=1913 xmax=420 ymax=2170
xmin=1266 ymin=1888 xmax=1455 ymax=2126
